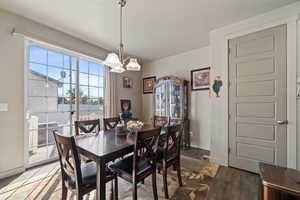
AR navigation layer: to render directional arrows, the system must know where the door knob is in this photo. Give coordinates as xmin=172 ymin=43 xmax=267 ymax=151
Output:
xmin=277 ymin=120 xmax=288 ymax=125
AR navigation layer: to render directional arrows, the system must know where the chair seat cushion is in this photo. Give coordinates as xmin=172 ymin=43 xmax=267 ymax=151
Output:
xmin=67 ymin=162 xmax=114 ymax=189
xmin=109 ymin=155 xmax=152 ymax=177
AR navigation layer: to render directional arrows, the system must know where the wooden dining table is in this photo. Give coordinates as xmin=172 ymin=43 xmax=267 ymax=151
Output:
xmin=75 ymin=124 xmax=160 ymax=200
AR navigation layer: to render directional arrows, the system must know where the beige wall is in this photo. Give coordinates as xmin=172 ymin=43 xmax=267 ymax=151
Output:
xmin=142 ymin=46 xmax=211 ymax=150
xmin=116 ymin=71 xmax=142 ymax=119
xmin=0 ymin=9 xmax=142 ymax=178
xmin=209 ymin=2 xmax=300 ymax=169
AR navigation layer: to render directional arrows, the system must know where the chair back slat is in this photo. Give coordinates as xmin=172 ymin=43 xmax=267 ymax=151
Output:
xmin=133 ymin=127 xmax=161 ymax=175
xmin=75 ymin=119 xmax=101 ymax=135
xmin=164 ymin=125 xmax=182 ymax=160
xmin=103 ymin=117 xmax=120 ymax=131
xmin=53 ymin=131 xmax=83 ymax=187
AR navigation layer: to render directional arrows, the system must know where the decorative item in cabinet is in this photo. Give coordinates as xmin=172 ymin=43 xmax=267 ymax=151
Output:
xmin=153 ymin=76 xmax=190 ymax=148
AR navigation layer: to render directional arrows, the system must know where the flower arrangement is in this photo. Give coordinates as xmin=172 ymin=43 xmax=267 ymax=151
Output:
xmin=127 ymin=120 xmax=144 ymax=132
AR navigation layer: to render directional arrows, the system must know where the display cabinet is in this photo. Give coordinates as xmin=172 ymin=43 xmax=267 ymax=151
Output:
xmin=153 ymin=76 xmax=190 ymax=148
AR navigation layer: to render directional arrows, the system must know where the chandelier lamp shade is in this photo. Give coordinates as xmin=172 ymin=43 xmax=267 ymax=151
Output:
xmin=103 ymin=0 xmax=141 ymax=73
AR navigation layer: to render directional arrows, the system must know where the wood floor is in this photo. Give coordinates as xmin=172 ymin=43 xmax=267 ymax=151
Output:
xmin=0 ymin=148 xmax=260 ymax=200
xmin=183 ymin=147 xmax=261 ymax=200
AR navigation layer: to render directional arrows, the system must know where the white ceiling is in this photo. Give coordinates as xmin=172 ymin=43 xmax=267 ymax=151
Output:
xmin=0 ymin=0 xmax=297 ymax=62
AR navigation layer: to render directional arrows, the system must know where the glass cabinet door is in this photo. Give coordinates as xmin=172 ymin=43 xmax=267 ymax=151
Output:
xmin=169 ymin=83 xmax=182 ymax=119
xmin=154 ymin=81 xmax=168 ymax=117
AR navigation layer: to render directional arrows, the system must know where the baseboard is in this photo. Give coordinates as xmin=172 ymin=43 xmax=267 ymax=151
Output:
xmin=209 ymin=156 xmax=228 ymax=167
xmin=190 ymin=144 xmax=210 ymax=151
xmin=0 ymin=166 xmax=25 ymax=179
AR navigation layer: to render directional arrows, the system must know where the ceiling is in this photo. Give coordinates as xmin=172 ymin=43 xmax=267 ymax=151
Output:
xmin=0 ymin=0 xmax=297 ymax=62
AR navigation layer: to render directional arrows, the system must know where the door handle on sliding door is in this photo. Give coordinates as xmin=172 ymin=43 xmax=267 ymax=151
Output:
xmin=277 ymin=120 xmax=288 ymax=125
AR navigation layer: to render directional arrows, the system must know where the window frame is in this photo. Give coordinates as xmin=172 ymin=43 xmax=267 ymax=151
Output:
xmin=24 ymin=39 xmax=106 ymax=168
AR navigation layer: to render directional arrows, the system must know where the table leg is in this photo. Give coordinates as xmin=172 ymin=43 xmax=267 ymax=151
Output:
xmin=96 ymin=158 xmax=106 ymax=200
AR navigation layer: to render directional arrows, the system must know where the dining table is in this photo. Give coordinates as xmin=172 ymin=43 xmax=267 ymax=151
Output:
xmin=75 ymin=124 xmax=161 ymax=200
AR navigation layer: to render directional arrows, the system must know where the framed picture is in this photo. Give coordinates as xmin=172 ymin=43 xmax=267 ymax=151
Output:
xmin=120 ymin=99 xmax=132 ymax=119
xmin=191 ymin=67 xmax=210 ymax=91
xmin=143 ymin=76 xmax=156 ymax=94
xmin=123 ymin=77 xmax=133 ymax=88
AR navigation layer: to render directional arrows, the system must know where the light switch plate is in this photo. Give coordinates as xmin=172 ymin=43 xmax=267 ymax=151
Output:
xmin=0 ymin=103 xmax=8 ymax=112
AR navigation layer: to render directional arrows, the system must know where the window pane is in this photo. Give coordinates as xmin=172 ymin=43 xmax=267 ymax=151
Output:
xmin=99 ymin=77 xmax=104 ymax=87
xmin=47 ymin=112 xmax=70 ymax=127
xmin=79 ymin=73 xmax=88 ymax=85
xmin=72 ymin=70 xmax=77 ymax=84
xmin=89 ymin=62 xmax=100 ymax=75
xmin=79 ymin=60 xmax=89 ymax=73
xmin=99 ymin=64 xmax=105 ymax=76
xmin=47 ymin=82 xmax=59 ymax=97
xmin=47 ymin=97 xmax=58 ymax=112
xmin=62 ymin=69 xmax=71 ymax=83
xmin=99 ymin=88 xmax=104 ymax=97
xmin=29 ymin=45 xmax=47 ymax=64
xmin=28 ymin=80 xmax=46 ymax=97
xmin=89 ymin=75 xmax=98 ymax=87
xmin=48 ymin=50 xmax=63 ymax=67
xmin=89 ymin=87 xmax=99 ymax=98
xmin=71 ymin=57 xmax=77 ymax=70
xmin=28 ymin=97 xmax=47 ymax=112
xmin=48 ymin=66 xmax=62 ymax=81
xmin=63 ymin=55 xmax=71 ymax=69
xmin=29 ymin=63 xmax=47 ymax=77
xmin=79 ymin=86 xmax=89 ymax=104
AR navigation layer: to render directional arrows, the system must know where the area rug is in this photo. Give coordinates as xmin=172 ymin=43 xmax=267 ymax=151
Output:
xmin=0 ymin=157 xmax=218 ymax=200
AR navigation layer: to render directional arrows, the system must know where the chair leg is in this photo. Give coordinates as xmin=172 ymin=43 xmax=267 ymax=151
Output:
xmin=76 ymin=193 xmax=83 ymax=200
xmin=163 ymin=168 xmax=169 ymax=199
xmin=110 ymin=180 xmax=114 ymax=200
xmin=152 ymin=169 xmax=158 ymax=200
xmin=61 ymin=182 xmax=68 ymax=200
xmin=176 ymin=162 xmax=183 ymax=187
xmin=133 ymin=181 xmax=138 ymax=200
xmin=114 ymin=176 xmax=118 ymax=200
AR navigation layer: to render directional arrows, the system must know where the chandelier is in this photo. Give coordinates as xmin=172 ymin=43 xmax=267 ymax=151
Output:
xmin=103 ymin=0 xmax=141 ymax=73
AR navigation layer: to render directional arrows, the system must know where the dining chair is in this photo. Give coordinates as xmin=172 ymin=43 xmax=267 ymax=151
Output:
xmin=153 ymin=116 xmax=169 ymax=128
xmin=156 ymin=124 xmax=183 ymax=199
xmin=109 ymin=127 xmax=161 ymax=200
xmin=103 ymin=117 xmax=120 ymax=131
xmin=74 ymin=119 xmax=101 ymax=136
xmin=52 ymin=131 xmax=118 ymax=200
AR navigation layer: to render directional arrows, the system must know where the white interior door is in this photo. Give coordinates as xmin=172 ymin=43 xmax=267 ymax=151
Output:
xmin=228 ymin=25 xmax=287 ymax=173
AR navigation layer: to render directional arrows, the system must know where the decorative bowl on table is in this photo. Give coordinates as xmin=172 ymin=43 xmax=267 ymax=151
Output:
xmin=127 ymin=120 xmax=144 ymax=133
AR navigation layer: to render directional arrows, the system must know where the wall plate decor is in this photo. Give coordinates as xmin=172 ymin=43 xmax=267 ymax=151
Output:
xmin=212 ymin=76 xmax=223 ymax=97
xmin=123 ymin=76 xmax=133 ymax=88
xmin=191 ymin=67 xmax=210 ymax=91
xmin=143 ymin=76 xmax=156 ymax=94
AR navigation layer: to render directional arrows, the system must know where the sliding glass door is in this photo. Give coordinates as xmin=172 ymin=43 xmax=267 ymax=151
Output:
xmin=26 ymin=43 xmax=105 ymax=167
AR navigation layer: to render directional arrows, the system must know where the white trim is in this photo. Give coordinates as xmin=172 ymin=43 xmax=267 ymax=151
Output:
xmin=210 ymin=13 xmax=299 ymax=169
xmin=13 ymin=30 xmax=103 ymax=65
xmin=0 ymin=166 xmax=25 ymax=179
xmin=24 ymin=40 xmax=29 ymax=168
xmin=190 ymin=144 xmax=210 ymax=151
xmin=286 ymin=20 xmax=298 ymax=169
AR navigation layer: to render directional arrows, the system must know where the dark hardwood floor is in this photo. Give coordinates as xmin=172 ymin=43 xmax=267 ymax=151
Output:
xmin=183 ymin=147 xmax=260 ymax=200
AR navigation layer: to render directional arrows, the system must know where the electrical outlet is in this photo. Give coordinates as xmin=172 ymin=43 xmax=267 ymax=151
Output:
xmin=0 ymin=103 xmax=8 ymax=112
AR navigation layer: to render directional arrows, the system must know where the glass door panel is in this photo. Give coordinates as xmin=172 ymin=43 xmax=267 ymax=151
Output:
xmin=78 ymin=59 xmax=105 ymax=125
xmin=27 ymin=45 xmax=76 ymax=166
